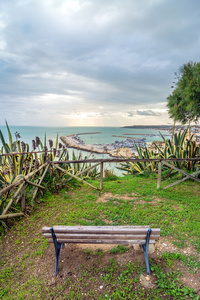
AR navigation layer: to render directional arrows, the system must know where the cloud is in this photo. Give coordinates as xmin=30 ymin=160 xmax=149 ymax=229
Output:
xmin=0 ymin=0 xmax=200 ymax=126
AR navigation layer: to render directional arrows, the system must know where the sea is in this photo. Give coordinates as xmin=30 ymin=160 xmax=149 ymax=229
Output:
xmin=0 ymin=126 xmax=170 ymax=175
xmin=0 ymin=126 xmax=170 ymax=146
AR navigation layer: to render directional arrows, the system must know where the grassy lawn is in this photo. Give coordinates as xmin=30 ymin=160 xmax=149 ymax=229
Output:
xmin=0 ymin=173 xmax=200 ymax=299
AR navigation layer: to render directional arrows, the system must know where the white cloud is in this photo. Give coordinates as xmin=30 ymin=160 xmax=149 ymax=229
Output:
xmin=0 ymin=0 xmax=199 ymax=126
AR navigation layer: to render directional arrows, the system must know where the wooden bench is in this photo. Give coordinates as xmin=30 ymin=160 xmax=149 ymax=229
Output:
xmin=42 ymin=225 xmax=160 ymax=276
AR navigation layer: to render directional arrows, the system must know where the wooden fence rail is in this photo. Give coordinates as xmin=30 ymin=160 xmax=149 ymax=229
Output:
xmin=157 ymin=161 xmax=200 ymax=190
xmin=0 ymin=156 xmax=200 ymax=220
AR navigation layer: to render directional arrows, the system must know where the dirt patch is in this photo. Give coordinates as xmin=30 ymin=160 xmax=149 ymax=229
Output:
xmin=76 ymin=244 xmax=118 ymax=252
xmin=150 ymin=197 xmax=163 ymax=206
xmin=96 ymin=192 xmax=140 ymax=203
xmin=1 ymin=191 xmax=200 ymax=298
xmin=171 ymin=204 xmax=183 ymax=211
xmin=180 ymin=269 xmax=200 ymax=292
xmin=140 ymin=274 xmax=156 ymax=289
xmin=96 ymin=192 xmax=113 ymax=203
xmin=1 ymin=225 xmax=200 ymax=298
xmin=96 ymin=192 xmax=152 ymax=206
xmin=104 ymin=219 xmax=113 ymax=224
xmin=134 ymin=199 xmax=146 ymax=205
xmin=156 ymin=236 xmax=200 ymax=256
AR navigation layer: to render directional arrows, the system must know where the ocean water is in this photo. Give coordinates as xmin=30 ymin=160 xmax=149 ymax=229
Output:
xmin=0 ymin=126 xmax=170 ymax=147
xmin=0 ymin=125 xmax=170 ymax=175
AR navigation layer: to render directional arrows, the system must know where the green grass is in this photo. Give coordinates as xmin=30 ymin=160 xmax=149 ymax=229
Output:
xmin=0 ymin=173 xmax=199 ymax=299
xmin=109 ymin=245 xmax=130 ymax=254
xmin=162 ymin=252 xmax=200 ymax=273
xmin=151 ymin=262 xmax=197 ymax=300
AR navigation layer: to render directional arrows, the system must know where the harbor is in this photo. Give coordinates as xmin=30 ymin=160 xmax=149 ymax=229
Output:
xmin=60 ymin=132 xmax=149 ymax=158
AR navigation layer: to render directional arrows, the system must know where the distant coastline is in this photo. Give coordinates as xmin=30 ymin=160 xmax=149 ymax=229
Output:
xmin=123 ymin=125 xmax=178 ymax=130
xmin=122 ymin=125 xmax=173 ymax=128
xmin=122 ymin=124 xmax=200 ymax=130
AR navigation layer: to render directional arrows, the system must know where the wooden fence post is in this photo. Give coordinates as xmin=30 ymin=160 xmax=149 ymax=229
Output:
xmin=21 ymin=183 xmax=26 ymax=211
xmin=157 ymin=162 xmax=162 ymax=189
xmin=100 ymin=162 xmax=104 ymax=190
xmin=31 ymin=164 xmax=49 ymax=206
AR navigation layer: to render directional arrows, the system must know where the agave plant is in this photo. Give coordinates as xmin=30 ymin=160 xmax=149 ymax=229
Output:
xmin=53 ymin=150 xmax=100 ymax=179
xmin=118 ymin=126 xmax=200 ymax=175
xmin=153 ymin=127 xmax=200 ymax=171
xmin=0 ymin=122 xmax=34 ymax=187
xmin=0 ymin=122 xmax=101 ymax=220
xmin=118 ymin=144 xmax=160 ymax=175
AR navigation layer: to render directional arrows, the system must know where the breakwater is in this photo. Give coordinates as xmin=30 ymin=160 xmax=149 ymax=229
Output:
xmin=60 ymin=133 xmax=148 ymax=157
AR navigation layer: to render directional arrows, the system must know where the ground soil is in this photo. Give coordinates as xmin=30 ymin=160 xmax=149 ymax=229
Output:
xmin=1 ymin=191 xmax=200 ymax=298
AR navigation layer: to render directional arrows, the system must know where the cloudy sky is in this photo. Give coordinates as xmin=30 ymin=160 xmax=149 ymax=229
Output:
xmin=0 ymin=0 xmax=200 ymax=127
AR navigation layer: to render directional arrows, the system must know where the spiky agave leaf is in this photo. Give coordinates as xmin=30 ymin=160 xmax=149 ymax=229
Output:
xmin=174 ymin=133 xmax=179 ymax=147
xmin=39 ymin=140 xmax=44 ymax=150
xmin=0 ymin=130 xmax=10 ymax=154
xmin=135 ymin=144 xmax=143 ymax=159
xmin=0 ymin=172 xmax=8 ymax=185
xmin=159 ymin=131 xmax=166 ymax=142
xmin=58 ymin=149 xmax=68 ymax=161
xmin=5 ymin=120 xmax=13 ymax=148
xmin=153 ymin=142 xmax=164 ymax=157
xmin=44 ymin=133 xmax=46 ymax=147
xmin=179 ymin=127 xmax=190 ymax=147
xmin=16 ymin=140 xmax=21 ymax=153
xmin=55 ymin=134 xmax=58 ymax=150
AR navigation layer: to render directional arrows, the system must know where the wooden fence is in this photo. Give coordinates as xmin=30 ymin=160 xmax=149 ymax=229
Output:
xmin=0 ymin=156 xmax=200 ymax=221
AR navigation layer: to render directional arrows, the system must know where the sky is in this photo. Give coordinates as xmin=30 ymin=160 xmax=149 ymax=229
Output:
xmin=0 ymin=0 xmax=200 ymax=127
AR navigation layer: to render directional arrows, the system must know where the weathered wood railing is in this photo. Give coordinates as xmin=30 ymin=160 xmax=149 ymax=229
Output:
xmin=157 ymin=159 xmax=200 ymax=189
xmin=0 ymin=156 xmax=200 ymax=220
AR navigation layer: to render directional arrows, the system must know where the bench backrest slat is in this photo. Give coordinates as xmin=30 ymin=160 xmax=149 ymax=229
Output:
xmin=46 ymin=239 xmax=156 ymax=245
xmin=43 ymin=225 xmax=150 ymax=232
xmin=42 ymin=226 xmax=160 ymax=236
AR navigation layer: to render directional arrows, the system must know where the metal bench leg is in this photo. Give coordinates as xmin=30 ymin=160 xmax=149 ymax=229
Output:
xmin=50 ymin=227 xmax=63 ymax=277
xmin=142 ymin=228 xmax=151 ymax=276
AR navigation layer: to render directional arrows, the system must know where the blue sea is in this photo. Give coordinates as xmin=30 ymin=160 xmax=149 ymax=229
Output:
xmin=0 ymin=126 xmax=169 ymax=176
xmin=0 ymin=126 xmax=170 ymax=147
xmin=0 ymin=126 xmax=170 ymax=175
